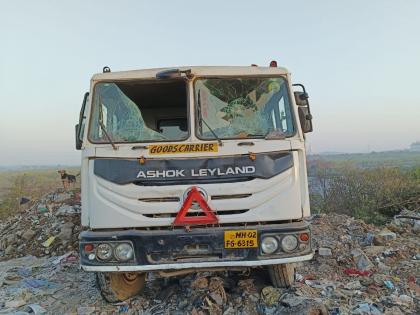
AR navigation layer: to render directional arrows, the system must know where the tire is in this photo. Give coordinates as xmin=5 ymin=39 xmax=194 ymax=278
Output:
xmin=96 ymin=272 xmax=146 ymax=303
xmin=268 ymin=263 xmax=295 ymax=288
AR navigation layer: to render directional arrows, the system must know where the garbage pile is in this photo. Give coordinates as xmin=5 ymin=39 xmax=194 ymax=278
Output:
xmin=0 ymin=190 xmax=81 ymax=261
xmin=294 ymin=211 xmax=419 ymax=315
xmin=0 ymin=190 xmax=418 ymax=314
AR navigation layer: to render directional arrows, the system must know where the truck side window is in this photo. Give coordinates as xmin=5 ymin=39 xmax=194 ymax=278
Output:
xmin=278 ymin=96 xmax=288 ymax=132
xmin=78 ymin=93 xmax=89 ymax=142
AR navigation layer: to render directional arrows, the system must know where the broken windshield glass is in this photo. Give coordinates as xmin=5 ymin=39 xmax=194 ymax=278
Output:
xmin=89 ymin=80 xmax=188 ymax=143
xmin=195 ymin=77 xmax=294 ymax=139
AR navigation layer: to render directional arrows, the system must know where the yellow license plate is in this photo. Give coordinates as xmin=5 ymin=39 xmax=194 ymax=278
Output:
xmin=224 ymin=230 xmax=258 ymax=248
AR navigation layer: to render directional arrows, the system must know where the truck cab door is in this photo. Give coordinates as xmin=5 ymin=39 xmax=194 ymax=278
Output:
xmin=76 ymin=92 xmax=89 ymax=150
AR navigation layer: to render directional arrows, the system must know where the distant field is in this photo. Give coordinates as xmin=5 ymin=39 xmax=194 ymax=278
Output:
xmin=0 ymin=167 xmax=80 ymax=201
xmin=309 ymin=150 xmax=420 ymax=169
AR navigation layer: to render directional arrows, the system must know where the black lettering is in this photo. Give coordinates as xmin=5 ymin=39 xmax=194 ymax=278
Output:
xmin=247 ymin=231 xmax=256 ymax=238
xmin=209 ymin=144 xmax=214 ymax=151
xmin=150 ymin=146 xmax=157 ymax=154
xmin=156 ymin=146 xmax=163 ymax=153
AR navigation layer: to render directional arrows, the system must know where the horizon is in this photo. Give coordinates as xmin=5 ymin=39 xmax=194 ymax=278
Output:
xmin=1 ymin=0 xmax=420 ymax=166
xmin=1 ymin=148 xmax=419 ymax=169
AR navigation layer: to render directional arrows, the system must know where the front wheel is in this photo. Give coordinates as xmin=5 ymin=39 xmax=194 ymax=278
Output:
xmin=268 ymin=263 xmax=295 ymax=288
xmin=96 ymin=272 xmax=146 ymax=303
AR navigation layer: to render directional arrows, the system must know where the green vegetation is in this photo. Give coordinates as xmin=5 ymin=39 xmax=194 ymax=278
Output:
xmin=0 ymin=167 xmax=80 ymax=219
xmin=309 ymin=150 xmax=420 ymax=169
xmin=309 ymin=154 xmax=420 ymax=225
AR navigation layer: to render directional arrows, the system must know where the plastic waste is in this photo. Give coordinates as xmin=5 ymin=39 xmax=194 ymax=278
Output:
xmin=42 ymin=236 xmax=55 ymax=248
xmin=352 ymin=303 xmax=382 ymax=315
xmin=343 ymin=268 xmax=371 ymax=277
xmin=384 ymin=280 xmax=394 ymax=290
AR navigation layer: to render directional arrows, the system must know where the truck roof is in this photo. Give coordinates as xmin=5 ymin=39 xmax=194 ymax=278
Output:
xmin=91 ymin=66 xmax=290 ymax=81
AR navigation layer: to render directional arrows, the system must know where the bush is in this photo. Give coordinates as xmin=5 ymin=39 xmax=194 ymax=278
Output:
xmin=309 ymin=163 xmax=420 ymax=225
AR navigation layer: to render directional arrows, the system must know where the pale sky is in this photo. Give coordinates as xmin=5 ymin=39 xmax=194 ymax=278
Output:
xmin=1 ymin=0 xmax=419 ymax=165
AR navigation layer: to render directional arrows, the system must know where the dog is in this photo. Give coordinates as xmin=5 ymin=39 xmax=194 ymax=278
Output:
xmin=58 ymin=170 xmax=79 ymax=190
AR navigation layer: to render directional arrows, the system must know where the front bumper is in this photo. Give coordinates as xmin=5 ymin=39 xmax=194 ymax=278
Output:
xmin=80 ymin=222 xmax=313 ymax=272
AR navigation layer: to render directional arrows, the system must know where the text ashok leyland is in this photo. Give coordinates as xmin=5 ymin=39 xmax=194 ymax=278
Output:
xmin=136 ymin=166 xmax=256 ymax=178
xmin=75 ymin=62 xmax=314 ymax=302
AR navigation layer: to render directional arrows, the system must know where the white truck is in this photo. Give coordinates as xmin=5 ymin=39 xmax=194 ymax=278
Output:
xmin=75 ymin=63 xmax=314 ymax=302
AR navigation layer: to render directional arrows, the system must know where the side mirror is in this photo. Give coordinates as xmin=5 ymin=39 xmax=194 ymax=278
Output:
xmin=75 ymin=124 xmax=82 ymax=150
xmin=294 ymin=91 xmax=309 ymax=106
xmin=298 ymin=107 xmax=313 ymax=133
xmin=76 ymin=92 xmax=89 ymax=150
xmin=293 ymin=84 xmax=313 ymax=133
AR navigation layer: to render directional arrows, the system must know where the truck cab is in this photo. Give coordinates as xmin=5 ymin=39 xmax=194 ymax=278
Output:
xmin=76 ymin=64 xmax=314 ymax=302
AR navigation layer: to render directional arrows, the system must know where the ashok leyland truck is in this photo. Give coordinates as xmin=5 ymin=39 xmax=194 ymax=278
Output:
xmin=75 ymin=63 xmax=314 ymax=302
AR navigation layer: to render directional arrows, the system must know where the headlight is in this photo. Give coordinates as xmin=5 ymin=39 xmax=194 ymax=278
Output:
xmin=114 ymin=243 xmax=134 ymax=261
xmin=261 ymin=236 xmax=279 ymax=254
xmin=281 ymin=235 xmax=298 ymax=252
xmin=96 ymin=243 xmax=113 ymax=260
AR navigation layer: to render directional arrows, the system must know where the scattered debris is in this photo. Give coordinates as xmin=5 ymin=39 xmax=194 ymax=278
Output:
xmin=0 ymin=191 xmax=419 ymax=314
xmin=318 ymin=247 xmax=332 ymax=256
xmin=191 ymin=276 xmax=209 ymax=289
xmin=0 ymin=190 xmax=81 ymax=261
xmin=351 ymin=248 xmax=374 ymax=271
xmin=373 ymin=228 xmax=397 ymax=245
xmin=261 ymin=286 xmax=282 ymax=306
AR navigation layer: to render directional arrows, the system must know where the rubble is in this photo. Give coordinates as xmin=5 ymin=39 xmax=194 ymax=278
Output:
xmin=0 ymin=190 xmax=81 ymax=261
xmin=373 ymin=229 xmax=397 ymax=245
xmin=261 ymin=286 xmax=282 ymax=306
xmin=351 ymin=248 xmax=374 ymax=271
xmin=0 ymin=191 xmax=418 ymax=314
xmin=318 ymin=247 xmax=332 ymax=256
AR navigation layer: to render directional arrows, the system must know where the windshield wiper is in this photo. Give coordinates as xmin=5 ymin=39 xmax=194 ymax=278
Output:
xmin=197 ymin=90 xmax=223 ymax=146
xmin=98 ymin=97 xmax=117 ymax=150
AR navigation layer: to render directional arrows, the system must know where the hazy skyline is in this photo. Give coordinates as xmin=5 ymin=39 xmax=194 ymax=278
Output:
xmin=1 ymin=0 xmax=419 ymax=166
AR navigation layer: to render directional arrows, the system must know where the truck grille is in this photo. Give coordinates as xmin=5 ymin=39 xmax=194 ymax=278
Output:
xmin=143 ymin=209 xmax=249 ymax=218
xmin=211 ymin=193 xmax=252 ymax=200
xmin=139 ymin=197 xmax=180 ymax=202
xmin=139 ymin=193 xmax=252 ymax=203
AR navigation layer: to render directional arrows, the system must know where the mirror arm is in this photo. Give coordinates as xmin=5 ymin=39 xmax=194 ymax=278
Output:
xmin=293 ymin=83 xmax=313 ymax=118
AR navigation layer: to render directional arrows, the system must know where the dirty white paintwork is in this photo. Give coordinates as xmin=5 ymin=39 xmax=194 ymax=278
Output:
xmin=80 ymin=66 xmax=310 ymax=228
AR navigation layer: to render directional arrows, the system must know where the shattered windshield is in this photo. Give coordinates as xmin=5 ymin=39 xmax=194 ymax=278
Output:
xmin=195 ymin=77 xmax=294 ymax=139
xmin=89 ymin=80 xmax=188 ymax=143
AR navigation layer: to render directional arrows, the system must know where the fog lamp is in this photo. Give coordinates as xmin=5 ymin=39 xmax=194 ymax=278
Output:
xmin=281 ymin=235 xmax=298 ymax=252
xmin=96 ymin=243 xmax=113 ymax=260
xmin=114 ymin=243 xmax=134 ymax=261
xmin=261 ymin=236 xmax=279 ymax=254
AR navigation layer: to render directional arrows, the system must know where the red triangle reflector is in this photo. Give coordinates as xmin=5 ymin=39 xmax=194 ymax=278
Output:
xmin=173 ymin=187 xmax=218 ymax=226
